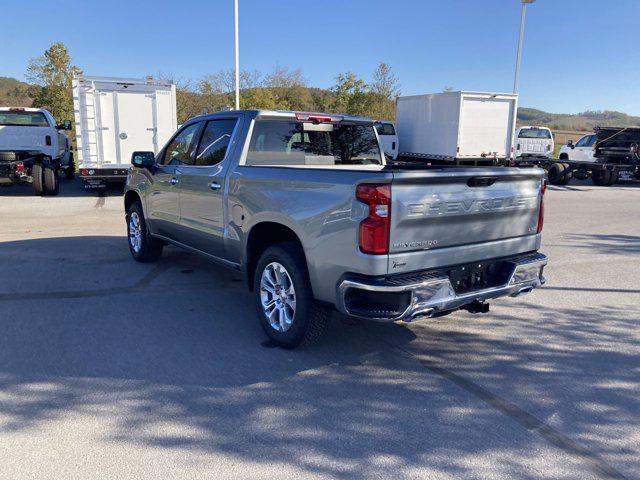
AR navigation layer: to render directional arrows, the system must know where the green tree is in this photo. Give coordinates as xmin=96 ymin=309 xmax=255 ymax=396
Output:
xmin=26 ymin=42 xmax=82 ymax=123
xmin=331 ymin=72 xmax=372 ymax=116
xmin=370 ymin=62 xmax=400 ymax=120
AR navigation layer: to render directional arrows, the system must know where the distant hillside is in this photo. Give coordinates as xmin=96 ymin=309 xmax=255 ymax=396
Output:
xmin=2 ymin=75 xmax=638 ymax=131
xmin=517 ymin=107 xmax=640 ymax=132
xmin=0 ymin=76 xmax=33 ymax=107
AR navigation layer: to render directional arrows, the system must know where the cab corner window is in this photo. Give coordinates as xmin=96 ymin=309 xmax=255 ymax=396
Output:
xmin=194 ymin=119 xmax=237 ymax=166
xmin=161 ymin=123 xmax=201 ymax=166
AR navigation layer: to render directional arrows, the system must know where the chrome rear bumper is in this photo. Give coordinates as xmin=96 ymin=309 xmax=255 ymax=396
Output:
xmin=337 ymin=252 xmax=547 ymax=322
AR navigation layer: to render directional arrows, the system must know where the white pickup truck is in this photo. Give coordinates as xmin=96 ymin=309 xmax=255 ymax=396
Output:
xmin=0 ymin=107 xmax=74 ymax=195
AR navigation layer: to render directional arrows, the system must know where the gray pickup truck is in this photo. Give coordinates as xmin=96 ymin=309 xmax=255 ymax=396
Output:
xmin=124 ymin=110 xmax=548 ymax=348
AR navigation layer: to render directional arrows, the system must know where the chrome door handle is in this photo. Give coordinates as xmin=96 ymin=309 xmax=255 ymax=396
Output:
xmin=208 ymin=181 xmax=221 ymax=191
xmin=170 ymin=177 xmax=179 ymax=185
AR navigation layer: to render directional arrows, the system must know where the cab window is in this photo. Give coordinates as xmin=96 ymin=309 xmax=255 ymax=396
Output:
xmin=575 ymin=135 xmax=592 ymax=148
xmin=194 ymin=119 xmax=237 ymax=166
xmin=161 ymin=123 xmax=201 ymax=166
xmin=375 ymin=123 xmax=396 ymax=136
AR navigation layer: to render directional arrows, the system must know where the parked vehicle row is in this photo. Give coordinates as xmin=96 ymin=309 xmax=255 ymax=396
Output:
xmin=124 ymin=109 xmax=548 ymax=348
xmin=0 ymin=107 xmax=74 ymax=195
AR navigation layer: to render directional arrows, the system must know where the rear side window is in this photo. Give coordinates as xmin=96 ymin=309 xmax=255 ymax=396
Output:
xmin=246 ymin=120 xmax=382 ymax=166
xmin=195 ymin=119 xmax=237 ymax=166
xmin=375 ymin=123 xmax=396 ymax=136
xmin=161 ymin=123 xmax=200 ymax=165
xmin=518 ymin=128 xmax=551 ymax=139
xmin=0 ymin=111 xmax=49 ymax=127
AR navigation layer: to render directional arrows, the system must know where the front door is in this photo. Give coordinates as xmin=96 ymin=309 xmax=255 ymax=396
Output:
xmin=145 ymin=122 xmax=201 ymax=239
xmin=178 ymin=118 xmax=240 ymax=258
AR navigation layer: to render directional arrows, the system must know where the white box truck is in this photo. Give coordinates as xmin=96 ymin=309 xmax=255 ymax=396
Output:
xmin=73 ymin=76 xmax=177 ymax=188
xmin=395 ymin=91 xmax=518 ymax=165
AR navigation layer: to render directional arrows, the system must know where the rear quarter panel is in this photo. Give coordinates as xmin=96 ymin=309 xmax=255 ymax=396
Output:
xmin=226 ymin=166 xmax=392 ymax=303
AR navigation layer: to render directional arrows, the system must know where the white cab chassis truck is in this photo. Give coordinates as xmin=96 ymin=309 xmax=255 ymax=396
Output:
xmin=73 ymin=76 xmax=177 ymax=189
xmin=395 ymin=91 xmax=518 ymax=166
xmin=0 ymin=107 xmax=73 ymax=196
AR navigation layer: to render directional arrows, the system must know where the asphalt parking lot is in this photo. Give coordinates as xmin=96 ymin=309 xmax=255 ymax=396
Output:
xmin=0 ymin=179 xmax=638 ymax=480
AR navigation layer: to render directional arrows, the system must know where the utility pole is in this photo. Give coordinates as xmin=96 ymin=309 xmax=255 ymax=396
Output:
xmin=514 ymin=0 xmax=536 ymax=94
xmin=234 ymin=0 xmax=240 ymax=110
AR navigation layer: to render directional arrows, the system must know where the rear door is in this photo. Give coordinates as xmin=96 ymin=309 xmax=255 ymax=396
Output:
xmin=389 ymin=169 xmax=543 ymax=267
xmin=115 ymin=91 xmax=156 ymax=166
xmin=459 ymin=97 xmax=514 ymax=158
xmin=178 ymin=117 xmax=240 ymax=258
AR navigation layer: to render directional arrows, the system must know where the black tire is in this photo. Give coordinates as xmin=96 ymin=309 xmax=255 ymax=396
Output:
xmin=32 ymin=164 xmax=44 ymax=195
xmin=0 ymin=151 xmax=17 ymax=162
xmin=592 ymin=169 xmax=617 ymax=186
xmin=126 ymin=201 xmax=163 ymax=262
xmin=559 ymin=163 xmax=572 ymax=185
xmin=547 ymin=163 xmax=567 ymax=185
xmin=65 ymin=153 xmax=75 ymax=180
xmin=43 ymin=166 xmax=59 ymax=196
xmin=253 ymin=242 xmax=331 ymax=349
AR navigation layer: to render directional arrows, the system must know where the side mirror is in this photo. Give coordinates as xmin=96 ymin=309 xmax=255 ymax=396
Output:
xmin=57 ymin=120 xmax=72 ymax=131
xmin=131 ymin=151 xmax=155 ymax=168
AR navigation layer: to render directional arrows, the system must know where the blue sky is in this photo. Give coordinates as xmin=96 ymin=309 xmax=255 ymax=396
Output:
xmin=2 ymin=0 xmax=639 ymax=115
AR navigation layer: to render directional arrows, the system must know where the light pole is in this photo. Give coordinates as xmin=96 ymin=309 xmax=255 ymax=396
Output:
xmin=513 ymin=0 xmax=535 ymax=94
xmin=234 ymin=0 xmax=240 ymax=110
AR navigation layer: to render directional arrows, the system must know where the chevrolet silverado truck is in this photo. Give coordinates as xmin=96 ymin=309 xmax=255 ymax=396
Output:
xmin=0 ymin=107 xmax=74 ymax=195
xmin=124 ymin=110 xmax=548 ymax=348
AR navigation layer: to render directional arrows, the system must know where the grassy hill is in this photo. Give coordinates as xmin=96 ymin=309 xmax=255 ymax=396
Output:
xmin=517 ymin=107 xmax=640 ymax=132
xmin=0 ymin=76 xmax=33 ymax=106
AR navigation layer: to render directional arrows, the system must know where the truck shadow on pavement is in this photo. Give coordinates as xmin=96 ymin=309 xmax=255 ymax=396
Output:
xmin=0 ymin=235 xmax=637 ymax=479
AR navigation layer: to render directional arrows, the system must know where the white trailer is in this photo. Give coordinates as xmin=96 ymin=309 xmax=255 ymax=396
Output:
xmin=395 ymin=91 xmax=518 ymax=165
xmin=73 ymin=76 xmax=177 ymax=188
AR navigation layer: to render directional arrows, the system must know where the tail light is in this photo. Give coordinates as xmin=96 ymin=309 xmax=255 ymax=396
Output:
xmin=15 ymin=163 xmax=25 ymax=172
xmin=45 ymin=135 xmax=52 ymax=146
xmin=356 ymin=183 xmax=391 ymax=254
xmin=547 ymin=145 xmax=551 ymax=151
xmin=537 ymin=179 xmax=547 ymax=233
xmin=517 ymin=143 xmax=521 ymax=150
xmin=81 ymin=169 xmax=88 ymax=176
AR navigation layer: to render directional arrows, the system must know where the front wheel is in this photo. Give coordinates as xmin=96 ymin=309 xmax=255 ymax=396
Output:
xmin=253 ymin=242 xmax=331 ymax=348
xmin=126 ymin=202 xmax=164 ymax=262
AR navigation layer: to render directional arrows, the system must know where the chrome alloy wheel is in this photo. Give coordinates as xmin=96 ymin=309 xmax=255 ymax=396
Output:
xmin=260 ymin=262 xmax=296 ymax=332
xmin=129 ymin=212 xmax=142 ymax=253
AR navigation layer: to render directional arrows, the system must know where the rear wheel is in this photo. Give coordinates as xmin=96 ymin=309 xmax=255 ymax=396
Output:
xmin=43 ymin=166 xmax=59 ymax=196
xmin=126 ymin=201 xmax=163 ymax=262
xmin=547 ymin=163 xmax=567 ymax=185
xmin=253 ymin=242 xmax=331 ymax=349
xmin=65 ymin=153 xmax=75 ymax=180
xmin=32 ymin=164 xmax=44 ymax=195
xmin=558 ymin=163 xmax=572 ymax=185
xmin=592 ymin=169 xmax=618 ymax=186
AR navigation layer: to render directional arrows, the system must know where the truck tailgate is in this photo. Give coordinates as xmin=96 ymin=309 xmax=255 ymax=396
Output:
xmin=389 ymin=168 xmax=543 ymax=256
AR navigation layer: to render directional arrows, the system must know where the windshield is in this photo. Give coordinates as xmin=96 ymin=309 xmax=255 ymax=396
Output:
xmin=518 ymin=128 xmax=551 ymax=139
xmin=0 ymin=111 xmax=49 ymax=127
xmin=247 ymin=120 xmax=382 ymax=166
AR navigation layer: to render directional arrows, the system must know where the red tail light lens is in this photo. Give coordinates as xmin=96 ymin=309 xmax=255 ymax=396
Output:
xmin=81 ymin=169 xmax=88 ymax=176
xmin=356 ymin=183 xmax=391 ymax=254
xmin=537 ymin=179 xmax=547 ymax=233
